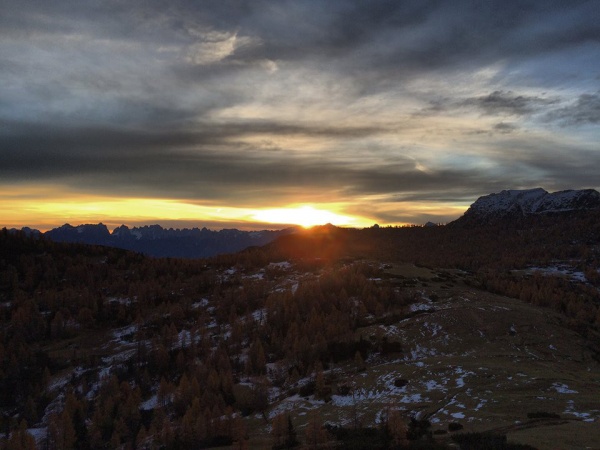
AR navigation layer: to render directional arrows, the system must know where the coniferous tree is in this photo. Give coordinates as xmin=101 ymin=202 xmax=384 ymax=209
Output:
xmin=5 ymin=420 xmax=36 ymax=450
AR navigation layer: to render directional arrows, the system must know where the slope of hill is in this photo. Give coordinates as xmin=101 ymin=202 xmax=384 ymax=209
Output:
xmin=0 ymin=231 xmax=597 ymax=448
xmin=1 ymin=201 xmax=599 ymax=449
xmin=262 ymin=267 xmax=600 ymax=449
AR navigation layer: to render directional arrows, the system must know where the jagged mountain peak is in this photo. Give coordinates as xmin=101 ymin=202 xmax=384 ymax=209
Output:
xmin=452 ymin=188 xmax=600 ymax=225
xmin=112 ymin=224 xmax=130 ymax=232
xmin=46 ymin=223 xmax=111 ymax=238
xmin=39 ymin=223 xmax=297 ymax=258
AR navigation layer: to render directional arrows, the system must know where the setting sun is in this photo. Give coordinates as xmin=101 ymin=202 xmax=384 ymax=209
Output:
xmin=252 ymin=205 xmax=355 ymax=228
xmin=0 ymin=186 xmax=379 ymax=231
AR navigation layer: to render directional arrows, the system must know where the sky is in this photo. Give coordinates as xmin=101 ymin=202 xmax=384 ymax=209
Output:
xmin=1 ymin=0 xmax=599 ymax=231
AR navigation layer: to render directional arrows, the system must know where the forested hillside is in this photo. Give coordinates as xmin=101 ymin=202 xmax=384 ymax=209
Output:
xmin=1 ymin=214 xmax=599 ymax=449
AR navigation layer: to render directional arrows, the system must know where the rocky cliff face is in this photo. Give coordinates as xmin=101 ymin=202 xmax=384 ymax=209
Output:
xmin=451 ymin=188 xmax=600 ymax=226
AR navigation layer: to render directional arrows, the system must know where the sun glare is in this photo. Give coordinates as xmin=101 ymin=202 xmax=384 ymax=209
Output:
xmin=252 ymin=205 xmax=354 ymax=228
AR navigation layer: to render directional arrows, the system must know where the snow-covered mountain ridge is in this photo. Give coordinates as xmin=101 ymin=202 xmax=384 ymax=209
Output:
xmin=455 ymin=188 xmax=600 ymax=225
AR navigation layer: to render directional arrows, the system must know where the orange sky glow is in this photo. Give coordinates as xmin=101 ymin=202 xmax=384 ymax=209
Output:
xmin=0 ymin=186 xmax=371 ymax=231
xmin=0 ymin=185 xmax=467 ymax=231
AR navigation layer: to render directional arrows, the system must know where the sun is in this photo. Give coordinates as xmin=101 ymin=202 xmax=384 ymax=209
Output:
xmin=252 ymin=205 xmax=354 ymax=228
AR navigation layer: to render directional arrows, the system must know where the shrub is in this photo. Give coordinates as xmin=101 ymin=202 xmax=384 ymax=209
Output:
xmin=299 ymin=380 xmax=315 ymax=397
xmin=448 ymin=422 xmax=463 ymax=432
xmin=329 ymin=426 xmax=390 ymax=450
xmin=394 ymin=378 xmax=408 ymax=388
xmin=337 ymin=384 xmax=352 ymax=396
xmin=452 ymin=432 xmax=539 ymax=450
xmin=527 ymin=411 xmax=560 ymax=419
xmin=452 ymin=432 xmax=507 ymax=449
xmin=407 ymin=417 xmax=431 ymax=441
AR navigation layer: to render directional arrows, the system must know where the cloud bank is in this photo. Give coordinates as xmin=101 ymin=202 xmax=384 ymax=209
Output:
xmin=1 ymin=0 xmax=599 ymax=227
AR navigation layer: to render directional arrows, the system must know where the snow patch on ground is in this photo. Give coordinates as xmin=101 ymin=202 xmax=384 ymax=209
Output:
xmin=98 ymin=365 xmax=111 ymax=380
xmin=48 ymin=373 xmax=71 ymax=392
xmin=452 ymin=367 xmax=475 ymax=388
xmin=268 ymin=395 xmax=324 ymax=419
xmin=112 ymin=324 xmax=137 ymax=341
xmin=399 ymin=393 xmax=424 ymax=404
xmin=423 ymin=321 xmax=442 ymax=337
xmin=140 ymin=394 xmax=158 ymax=410
xmin=473 ymin=399 xmax=487 ymax=411
xmin=379 ymin=324 xmax=401 ymax=338
xmin=330 ymin=395 xmax=356 ymax=407
xmin=563 ymin=401 xmax=596 ymax=422
xmin=423 ymin=380 xmax=446 ymax=392
xmin=330 ymin=390 xmax=426 ymax=407
xmin=526 ymin=265 xmax=588 ymax=283
xmin=41 ymin=392 xmax=64 ymax=423
xmin=173 ymin=329 xmax=200 ymax=349
xmin=106 ymin=296 xmax=133 ymax=306
xmin=247 ymin=272 xmax=264 ymax=280
xmin=191 ymin=298 xmax=209 ymax=309
xmin=409 ymin=302 xmax=433 ymax=313
xmin=552 ymin=383 xmax=578 ymax=394
xmin=252 ymin=308 xmax=267 ymax=324
xmin=27 ymin=427 xmax=47 ymax=445
xmin=407 ymin=344 xmax=438 ymax=360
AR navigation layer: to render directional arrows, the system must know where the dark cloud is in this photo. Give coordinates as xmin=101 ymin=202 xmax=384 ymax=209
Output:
xmin=463 ymin=91 xmax=557 ymax=116
xmin=418 ymin=91 xmax=560 ymax=122
xmin=0 ymin=119 xmax=515 ymax=206
xmin=227 ymin=0 xmax=599 ymax=77
xmin=7 ymin=122 xmax=592 ymax=213
xmin=0 ymin=119 xmax=393 ymax=195
xmin=545 ymin=93 xmax=600 ymax=126
xmin=493 ymin=122 xmax=519 ymax=134
xmin=0 ymin=118 xmax=391 ymax=161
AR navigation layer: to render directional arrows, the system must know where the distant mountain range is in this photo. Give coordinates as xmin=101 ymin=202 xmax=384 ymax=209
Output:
xmin=450 ymin=188 xmax=600 ymax=226
xmin=7 ymin=188 xmax=600 ymax=256
xmin=8 ymin=223 xmax=298 ymax=258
